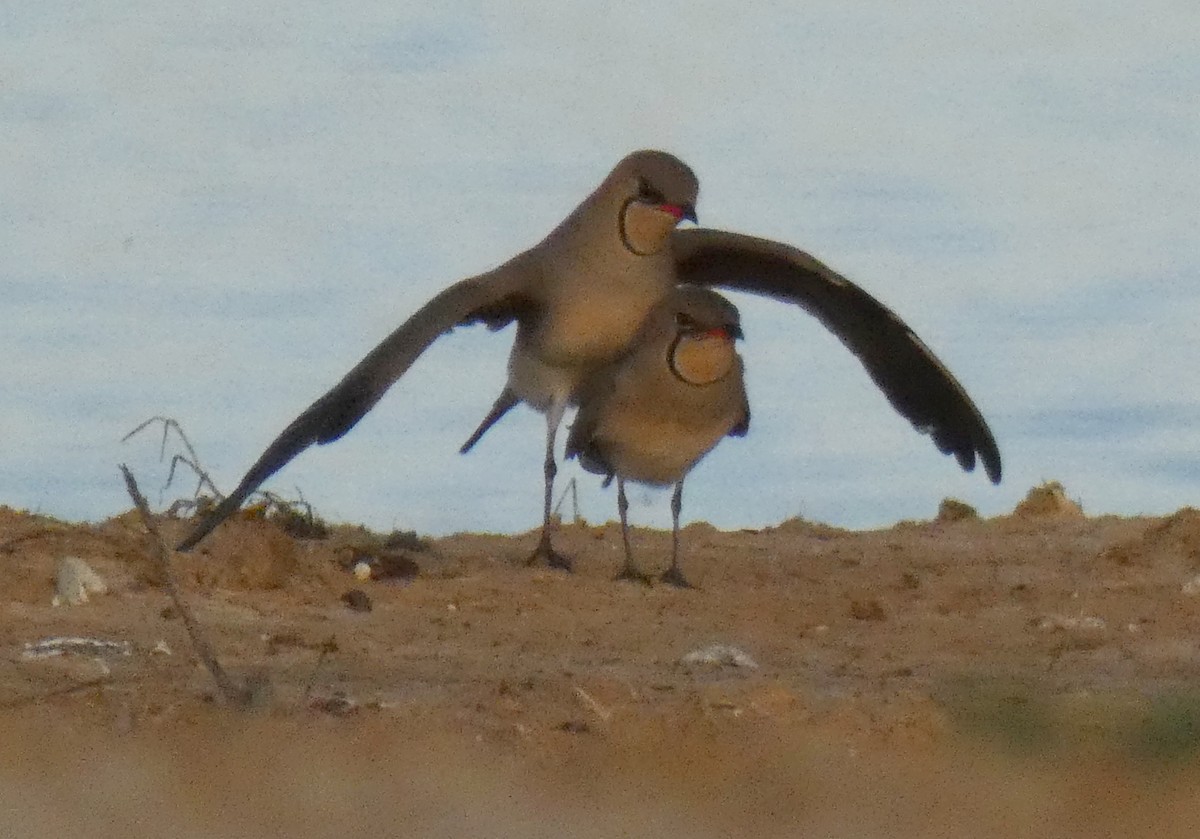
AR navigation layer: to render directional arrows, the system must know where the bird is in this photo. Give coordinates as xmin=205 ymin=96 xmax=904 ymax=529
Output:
xmin=176 ymin=149 xmax=1001 ymax=556
xmin=565 ymin=285 xmax=749 ymax=587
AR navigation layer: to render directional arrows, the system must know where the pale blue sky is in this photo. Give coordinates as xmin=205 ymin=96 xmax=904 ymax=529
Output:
xmin=3 ymin=2 xmax=1198 ymax=533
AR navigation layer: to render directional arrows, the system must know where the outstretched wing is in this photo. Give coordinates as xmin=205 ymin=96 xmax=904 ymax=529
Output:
xmin=177 ymin=255 xmax=538 ymax=551
xmin=673 ymin=228 xmax=1001 ymax=483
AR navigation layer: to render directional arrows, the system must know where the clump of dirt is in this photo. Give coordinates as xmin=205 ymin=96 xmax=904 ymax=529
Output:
xmin=1102 ymin=507 xmax=1200 ymax=568
xmin=383 ymin=529 xmax=431 ymax=552
xmin=937 ymin=498 xmax=980 ymax=523
xmin=1012 ymin=481 xmax=1083 ymax=519
xmin=768 ymin=516 xmax=849 ymax=539
xmin=167 ymin=518 xmax=301 ymax=590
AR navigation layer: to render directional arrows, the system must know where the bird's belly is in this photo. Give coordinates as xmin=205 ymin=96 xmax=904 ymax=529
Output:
xmin=600 ymin=414 xmax=728 ymax=487
xmin=506 ymin=348 xmax=577 ymax=415
xmin=536 ymin=281 xmax=665 ymax=367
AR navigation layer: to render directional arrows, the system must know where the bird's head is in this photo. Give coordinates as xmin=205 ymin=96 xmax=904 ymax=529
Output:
xmin=612 ymin=150 xmax=698 ymax=256
xmin=666 ymin=287 xmax=742 ymax=386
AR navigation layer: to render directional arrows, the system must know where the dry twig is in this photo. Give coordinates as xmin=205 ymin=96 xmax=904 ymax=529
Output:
xmin=0 ymin=677 xmax=110 ymax=710
xmin=300 ymin=637 xmax=340 ymax=706
xmin=123 ymin=416 xmax=223 ymax=503
xmin=552 ymin=477 xmax=583 ymax=525
xmin=119 ymin=463 xmax=252 ymax=707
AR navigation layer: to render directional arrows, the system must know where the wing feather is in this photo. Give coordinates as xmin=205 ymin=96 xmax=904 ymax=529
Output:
xmin=177 ymin=255 xmax=538 ymax=551
xmin=673 ymin=228 xmax=1000 ymax=482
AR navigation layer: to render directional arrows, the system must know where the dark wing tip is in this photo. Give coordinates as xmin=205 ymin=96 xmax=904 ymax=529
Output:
xmin=945 ymin=427 xmax=1002 ymax=485
xmin=675 ymin=228 xmax=1004 ymax=488
xmin=982 ymin=445 xmax=1002 ymax=485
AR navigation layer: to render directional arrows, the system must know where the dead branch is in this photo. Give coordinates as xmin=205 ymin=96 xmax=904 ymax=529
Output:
xmin=122 ymin=415 xmax=203 ymax=464
xmin=119 ymin=463 xmax=252 ymax=708
xmin=165 ymin=453 xmax=222 ymax=500
xmin=300 ymin=637 xmax=340 ymax=706
xmin=123 ymin=416 xmax=224 ymax=503
xmin=553 ymin=476 xmax=583 ymax=525
xmin=0 ymin=677 xmax=110 ymax=710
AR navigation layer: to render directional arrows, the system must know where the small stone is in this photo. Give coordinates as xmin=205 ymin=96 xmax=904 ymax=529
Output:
xmin=309 ymin=692 xmax=358 ymax=716
xmin=1182 ymin=575 xmax=1200 ymax=596
xmin=849 ymin=598 xmax=887 ymax=621
xmin=1038 ymin=614 xmax=1107 ymax=633
xmin=22 ymin=637 xmax=133 ymax=659
xmin=341 ymin=589 xmax=372 ymax=612
xmin=679 ymin=643 xmax=759 ymax=669
xmin=373 ymin=552 xmax=420 ymax=582
xmin=52 ymin=557 xmax=109 ymax=607
xmin=344 ymin=550 xmax=420 ymax=583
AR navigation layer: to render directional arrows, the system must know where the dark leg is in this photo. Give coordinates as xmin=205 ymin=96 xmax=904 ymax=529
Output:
xmin=614 ymin=478 xmax=652 ymax=585
xmin=527 ymin=403 xmax=571 ymax=570
xmin=660 ymin=480 xmax=693 ymax=588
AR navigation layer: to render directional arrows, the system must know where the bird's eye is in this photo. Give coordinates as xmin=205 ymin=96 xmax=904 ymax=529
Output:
xmin=637 ymin=177 xmax=666 ymax=205
xmin=675 ymin=312 xmax=697 ymax=329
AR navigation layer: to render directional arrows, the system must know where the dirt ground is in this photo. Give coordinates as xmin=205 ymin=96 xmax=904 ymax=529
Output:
xmin=4 ymin=483 xmax=1200 ymax=838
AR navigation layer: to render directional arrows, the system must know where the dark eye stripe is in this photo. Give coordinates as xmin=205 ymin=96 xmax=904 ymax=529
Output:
xmin=637 ymin=177 xmax=666 ymax=204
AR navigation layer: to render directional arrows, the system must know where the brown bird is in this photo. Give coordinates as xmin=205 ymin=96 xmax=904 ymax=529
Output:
xmin=566 ymin=286 xmax=749 ymax=587
xmin=177 ymin=150 xmax=1001 ymax=557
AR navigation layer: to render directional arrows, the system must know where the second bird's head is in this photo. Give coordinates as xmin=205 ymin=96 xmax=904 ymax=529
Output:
xmin=611 ymin=150 xmax=699 ymax=256
xmin=665 ymin=287 xmax=743 ymax=386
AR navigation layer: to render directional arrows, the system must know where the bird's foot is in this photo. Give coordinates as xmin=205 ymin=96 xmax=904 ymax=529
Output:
xmin=614 ymin=564 xmax=655 ymax=587
xmin=526 ymin=540 xmax=572 ymax=572
xmin=659 ymin=565 xmax=694 ymax=589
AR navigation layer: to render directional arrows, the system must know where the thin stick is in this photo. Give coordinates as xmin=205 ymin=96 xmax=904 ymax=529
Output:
xmin=123 ymin=416 xmax=224 ymax=500
xmin=119 ymin=464 xmax=251 ymax=707
xmin=0 ymin=678 xmax=109 ymax=710
xmin=300 ymin=637 xmax=339 ymax=706
xmin=552 ymin=476 xmax=582 ymax=525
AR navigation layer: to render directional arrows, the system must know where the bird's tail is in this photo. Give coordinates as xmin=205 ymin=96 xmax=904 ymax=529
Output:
xmin=459 ymin=387 xmax=520 ymax=453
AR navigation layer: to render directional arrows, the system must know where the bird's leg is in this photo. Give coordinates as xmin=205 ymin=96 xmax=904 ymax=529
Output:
xmin=527 ymin=400 xmax=571 ymax=571
xmin=659 ymin=480 xmax=693 ymax=588
xmin=614 ymin=478 xmax=652 ymax=586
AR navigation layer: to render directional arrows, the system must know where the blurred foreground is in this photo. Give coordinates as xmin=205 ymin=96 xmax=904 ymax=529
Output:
xmin=3 ymin=488 xmax=1200 ymax=837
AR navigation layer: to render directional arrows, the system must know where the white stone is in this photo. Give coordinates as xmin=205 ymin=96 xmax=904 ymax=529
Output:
xmin=680 ymin=643 xmax=759 ymax=669
xmin=52 ymin=556 xmax=109 ymax=607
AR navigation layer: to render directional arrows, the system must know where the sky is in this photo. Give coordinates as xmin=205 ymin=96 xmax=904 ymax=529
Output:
xmin=3 ymin=1 xmax=1198 ymax=535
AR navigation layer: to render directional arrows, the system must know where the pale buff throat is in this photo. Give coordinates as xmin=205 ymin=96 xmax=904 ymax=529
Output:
xmin=669 ymin=332 xmax=735 ymax=386
xmin=620 ymin=200 xmax=681 ymax=255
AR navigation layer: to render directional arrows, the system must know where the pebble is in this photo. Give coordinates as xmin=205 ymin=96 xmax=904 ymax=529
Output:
xmin=52 ymin=556 xmax=109 ymax=606
xmin=679 ymin=643 xmax=759 ymax=669
xmin=341 ymin=589 xmax=372 ymax=612
xmin=22 ymin=637 xmax=133 ymax=659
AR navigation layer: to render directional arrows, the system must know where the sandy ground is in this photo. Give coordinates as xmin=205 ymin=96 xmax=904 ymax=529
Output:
xmin=4 ymin=484 xmax=1200 ymax=837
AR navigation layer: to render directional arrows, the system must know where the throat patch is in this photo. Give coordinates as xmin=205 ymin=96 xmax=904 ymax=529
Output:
xmin=620 ymin=200 xmax=677 ymax=256
xmin=669 ymin=333 xmax=735 ymax=386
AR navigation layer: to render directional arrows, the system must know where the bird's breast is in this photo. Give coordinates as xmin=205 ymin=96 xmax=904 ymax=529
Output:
xmin=533 ymin=252 xmax=673 ymax=367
